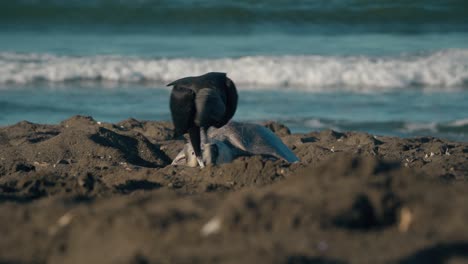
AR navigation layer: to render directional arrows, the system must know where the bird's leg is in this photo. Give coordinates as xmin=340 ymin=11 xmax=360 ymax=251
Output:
xmin=188 ymin=126 xmax=205 ymax=168
xmin=200 ymin=127 xmax=209 ymax=146
xmin=200 ymin=127 xmax=213 ymax=165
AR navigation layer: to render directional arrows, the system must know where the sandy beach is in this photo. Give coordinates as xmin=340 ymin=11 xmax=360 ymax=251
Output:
xmin=2 ymin=0 xmax=468 ymax=263
xmin=0 ymin=115 xmax=467 ymax=263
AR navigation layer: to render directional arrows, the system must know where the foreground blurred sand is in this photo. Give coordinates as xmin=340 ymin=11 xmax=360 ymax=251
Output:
xmin=1 ymin=116 xmax=467 ymax=263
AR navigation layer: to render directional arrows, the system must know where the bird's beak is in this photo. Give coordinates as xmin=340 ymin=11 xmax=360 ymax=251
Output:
xmin=196 ymin=157 xmax=205 ymax=168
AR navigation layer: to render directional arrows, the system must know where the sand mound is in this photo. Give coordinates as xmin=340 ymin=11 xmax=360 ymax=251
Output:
xmin=0 ymin=116 xmax=467 ymax=263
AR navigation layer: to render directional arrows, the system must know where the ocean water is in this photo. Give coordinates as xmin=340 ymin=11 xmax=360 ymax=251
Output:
xmin=1 ymin=0 xmax=468 ymax=141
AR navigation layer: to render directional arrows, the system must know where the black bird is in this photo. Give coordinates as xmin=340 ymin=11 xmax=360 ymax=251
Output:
xmin=167 ymin=72 xmax=238 ymax=168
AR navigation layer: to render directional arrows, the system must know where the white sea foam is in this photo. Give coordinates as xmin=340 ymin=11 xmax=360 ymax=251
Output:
xmin=304 ymin=119 xmax=329 ymax=129
xmin=1 ymin=49 xmax=468 ymax=91
xmin=401 ymin=122 xmax=438 ymax=133
xmin=449 ymin=118 xmax=468 ymax=127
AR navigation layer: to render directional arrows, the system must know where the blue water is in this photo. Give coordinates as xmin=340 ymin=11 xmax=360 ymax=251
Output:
xmin=1 ymin=0 xmax=468 ymax=141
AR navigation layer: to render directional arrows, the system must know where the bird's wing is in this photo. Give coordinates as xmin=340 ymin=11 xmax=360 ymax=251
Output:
xmin=168 ymin=72 xmax=238 ymax=129
xmin=194 ymin=73 xmax=237 ymax=128
xmin=222 ymin=77 xmax=238 ymax=124
xmin=194 ymin=88 xmax=226 ymax=128
xmin=166 ymin=76 xmax=193 ymax=87
xmin=170 ymin=86 xmax=196 ymax=138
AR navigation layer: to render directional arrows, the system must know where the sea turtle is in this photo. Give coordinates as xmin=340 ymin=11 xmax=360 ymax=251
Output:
xmin=172 ymin=121 xmax=299 ymax=167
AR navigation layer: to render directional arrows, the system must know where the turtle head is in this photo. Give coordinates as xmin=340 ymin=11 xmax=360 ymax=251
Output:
xmin=172 ymin=141 xmax=235 ymax=167
xmin=171 ymin=144 xmax=199 ymax=167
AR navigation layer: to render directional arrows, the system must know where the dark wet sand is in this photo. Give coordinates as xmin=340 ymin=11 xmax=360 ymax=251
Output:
xmin=1 ymin=116 xmax=468 ymax=264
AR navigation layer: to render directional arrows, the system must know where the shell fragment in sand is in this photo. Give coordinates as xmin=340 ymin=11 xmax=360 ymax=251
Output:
xmin=201 ymin=217 xmax=222 ymax=236
xmin=398 ymin=207 xmax=413 ymax=233
xmin=48 ymin=212 xmax=74 ymax=235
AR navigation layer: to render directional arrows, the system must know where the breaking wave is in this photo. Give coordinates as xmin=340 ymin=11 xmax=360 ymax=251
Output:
xmin=1 ymin=49 xmax=468 ymax=92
